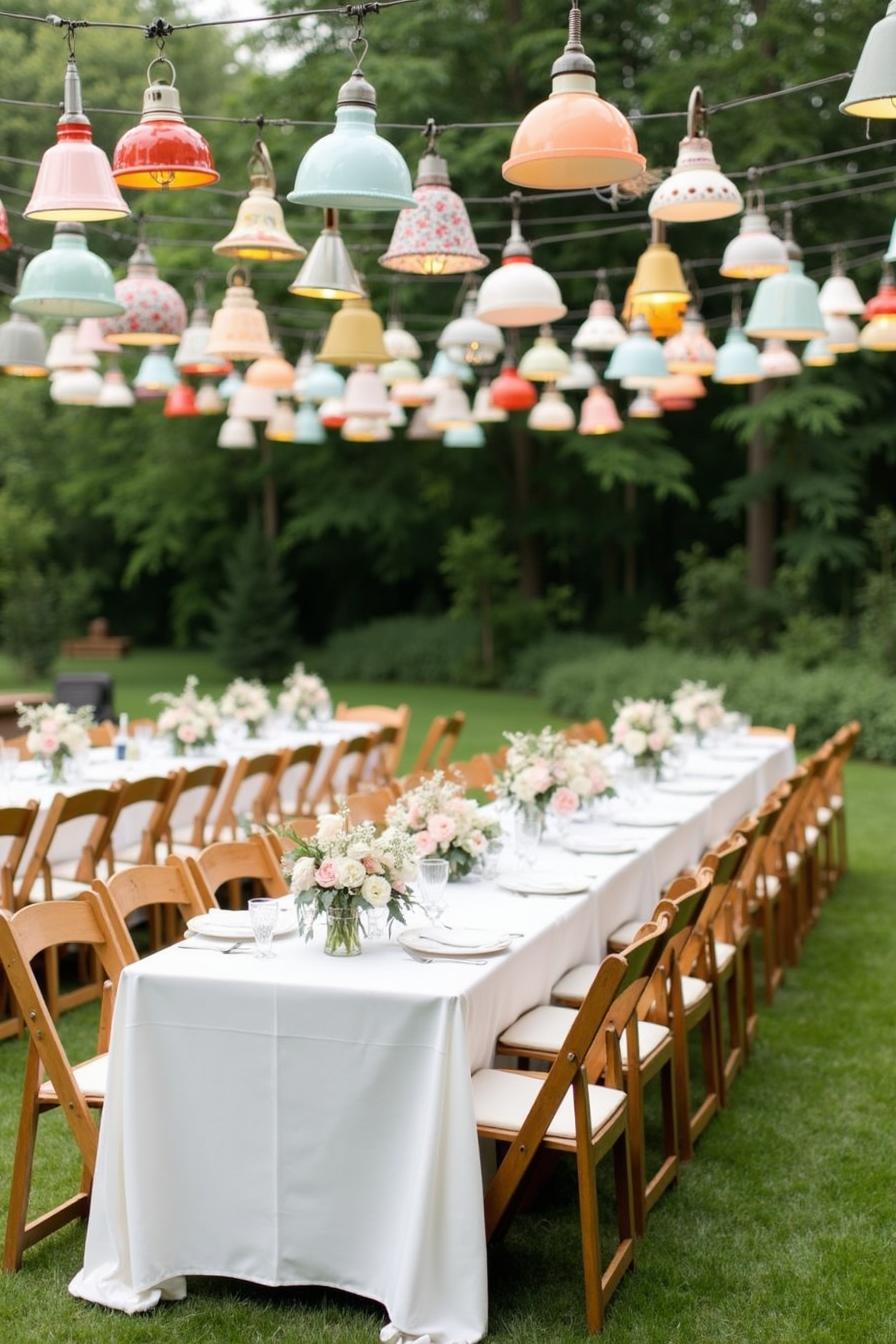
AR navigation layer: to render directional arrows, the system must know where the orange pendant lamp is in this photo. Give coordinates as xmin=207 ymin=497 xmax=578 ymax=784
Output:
xmin=503 ymin=2 xmax=644 ymax=191
xmin=113 ymin=56 xmax=218 ymax=191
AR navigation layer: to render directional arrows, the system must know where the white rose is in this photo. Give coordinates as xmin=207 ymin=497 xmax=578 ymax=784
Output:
xmin=317 ymin=813 xmax=344 ymax=843
xmin=337 ymin=857 xmax=366 ymax=889
xmin=625 ymin=729 xmax=647 ymax=757
xmin=290 ymin=856 xmax=317 ymax=893
xmin=362 ymin=874 xmax=391 ymax=907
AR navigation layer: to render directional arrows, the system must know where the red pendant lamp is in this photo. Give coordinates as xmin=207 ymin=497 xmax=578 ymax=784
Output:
xmin=164 ymin=381 xmax=200 ymax=417
xmin=0 ymin=198 xmax=11 ymax=251
xmin=489 ymin=362 xmax=537 ymax=412
xmin=113 ymin=56 xmax=218 ymax=191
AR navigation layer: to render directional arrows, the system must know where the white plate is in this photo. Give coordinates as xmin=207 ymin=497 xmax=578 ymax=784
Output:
xmin=656 ymin=782 xmax=718 ymax=797
xmin=497 ymin=872 xmax=590 ymax=896
xmin=611 ymin=813 xmax=685 ymax=829
xmin=399 ymin=925 xmax=511 ymax=958
xmin=186 ymin=909 xmax=296 ymax=940
xmin=562 ymin=838 xmax=638 ymax=856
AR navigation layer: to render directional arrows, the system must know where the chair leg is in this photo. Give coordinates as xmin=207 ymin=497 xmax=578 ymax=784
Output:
xmin=622 ymin=1058 xmax=646 ymax=1238
xmin=647 ymin=1055 xmax=679 ymax=1211
xmin=724 ymin=959 xmax=745 ymax=1089
xmin=574 ymin=1136 xmax=604 ymax=1333
xmin=4 ymin=1052 xmax=40 ymax=1273
xmin=604 ymin=1123 xmax=636 ymax=1300
xmin=690 ymin=1006 xmax=722 ymax=1144
xmin=710 ymin=981 xmax=728 ymax=1109
xmin=836 ymin=808 xmax=848 ymax=876
xmin=743 ymin=934 xmax=758 ymax=1051
xmin=670 ymin=1007 xmax=694 ymax=1163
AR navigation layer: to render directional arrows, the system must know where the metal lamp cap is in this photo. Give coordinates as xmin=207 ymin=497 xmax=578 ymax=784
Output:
xmin=337 ymin=68 xmax=377 ymax=111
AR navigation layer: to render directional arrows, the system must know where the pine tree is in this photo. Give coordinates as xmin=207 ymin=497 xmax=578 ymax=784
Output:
xmin=212 ymin=521 xmax=297 ymax=681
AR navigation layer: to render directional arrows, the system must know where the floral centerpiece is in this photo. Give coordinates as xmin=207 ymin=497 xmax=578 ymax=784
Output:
xmin=151 ymin=676 xmax=220 ymax=755
xmin=671 ymin=680 xmax=726 ymax=741
xmin=16 ymin=701 xmax=93 ymax=783
xmin=387 ymin=771 xmax=501 ymax=880
xmin=553 ymin=739 xmax=615 ymax=817
xmin=495 ymin=727 xmax=568 ymax=816
xmin=610 ymin=698 xmax=677 ymax=778
xmin=219 ymin=678 xmax=271 ymax=737
xmin=282 ymin=810 xmax=419 ymax=956
xmin=278 ymin=663 xmax=331 ymax=727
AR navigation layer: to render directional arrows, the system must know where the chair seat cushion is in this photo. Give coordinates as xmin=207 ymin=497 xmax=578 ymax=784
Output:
xmin=816 ymin=806 xmax=833 ymax=826
xmin=786 ymin=850 xmax=802 ymax=875
xmin=805 ymin=824 xmax=820 ymax=847
xmin=552 ymin=963 xmax=598 ymax=1004
xmin=757 ymin=873 xmax=781 ymax=900
xmin=472 ymin=1068 xmax=626 ymax=1142
xmin=607 ymin=918 xmax=643 ymax=950
xmin=499 ymin=1005 xmax=574 ymax=1054
xmin=619 ymin=1020 xmax=670 ymax=1067
xmin=27 ymin=876 xmax=90 ymax=903
xmin=830 ymin=793 xmax=843 ymax=812
xmin=39 ymin=1053 xmax=107 ymax=1101
xmin=714 ymin=940 xmax=736 ymax=973
xmin=680 ymin=975 xmax=711 ymax=1011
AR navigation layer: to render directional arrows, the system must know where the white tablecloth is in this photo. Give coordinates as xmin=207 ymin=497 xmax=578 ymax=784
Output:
xmin=70 ymin=737 xmax=795 ymax=1343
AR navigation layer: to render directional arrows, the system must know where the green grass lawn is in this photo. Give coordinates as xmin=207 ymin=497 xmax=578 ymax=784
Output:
xmin=0 ymin=679 xmax=890 ymax=1343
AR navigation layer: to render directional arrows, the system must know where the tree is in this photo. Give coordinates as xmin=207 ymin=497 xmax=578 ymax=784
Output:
xmin=441 ymin=517 xmax=518 ymax=679
xmin=212 ymin=521 xmax=297 ymax=681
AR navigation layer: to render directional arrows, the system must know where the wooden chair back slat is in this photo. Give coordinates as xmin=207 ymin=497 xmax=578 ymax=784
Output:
xmin=185 ymin=834 xmax=288 ymax=905
xmin=18 ymin=786 xmax=122 ymax=903
xmin=93 ymin=864 xmax=208 ymax=959
xmin=166 ymin=762 xmax=227 ymax=850
xmin=335 ymin=702 xmax=410 ymax=775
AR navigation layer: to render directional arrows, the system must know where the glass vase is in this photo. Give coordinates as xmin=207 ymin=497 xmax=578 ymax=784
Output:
xmin=325 ymin=907 xmax=363 ymax=957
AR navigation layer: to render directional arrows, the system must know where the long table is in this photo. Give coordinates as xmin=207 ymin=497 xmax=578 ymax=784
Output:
xmin=69 ymin=736 xmax=795 ymax=1344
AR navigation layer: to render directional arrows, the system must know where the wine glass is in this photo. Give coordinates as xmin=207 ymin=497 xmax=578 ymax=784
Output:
xmin=513 ymin=808 xmax=544 ymax=869
xmin=418 ymin=857 xmax=450 ymax=923
xmin=248 ymin=898 xmax=277 ymax=958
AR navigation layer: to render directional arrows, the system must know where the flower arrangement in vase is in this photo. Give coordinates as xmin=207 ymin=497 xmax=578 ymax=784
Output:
xmin=16 ymin=701 xmax=93 ymax=783
xmin=219 ymin=678 xmax=271 ymax=737
xmin=278 ymin=663 xmax=331 ymax=727
xmin=552 ymin=739 xmax=615 ymax=818
xmin=281 ymin=810 xmax=419 ymax=956
xmin=387 ymin=771 xmax=501 ymax=879
xmin=151 ymin=676 xmax=220 ymax=755
xmin=671 ymin=680 xmax=725 ymax=741
xmin=610 ymin=698 xmax=677 ymax=779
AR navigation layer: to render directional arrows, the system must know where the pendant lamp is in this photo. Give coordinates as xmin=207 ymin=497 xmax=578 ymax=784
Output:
xmin=388 ymin=400 xmax=407 ymax=430
xmin=0 ymin=199 xmax=12 ymax=250
xmin=758 ymin=339 xmax=802 ymax=379
xmin=230 ymin=381 xmax=278 ymax=422
xmin=407 ymin=404 xmax=440 ymax=440
xmin=628 ymin=389 xmax=662 ymax=419
xmin=720 ymin=179 xmax=788 ymax=279
xmin=713 ymin=307 xmax=761 ymax=385
xmin=218 ymin=369 xmax=243 ymax=402
xmin=573 ymin=282 xmax=626 ymax=352
xmin=288 ymin=209 xmax=363 ymax=301
xmin=343 ymin=365 xmax=391 ymax=419
xmin=444 ymin=422 xmax=486 ymax=449
xmin=438 ymin=292 xmax=504 ymax=366
xmin=96 ymin=360 xmax=135 ymax=408
xmin=287 ymin=34 xmax=415 ymax=212
xmin=292 ymin=349 xmax=314 ymax=400
xmin=319 ymin=397 xmax=347 ymax=429
xmin=887 ymin=218 xmax=896 ymax=263
xmin=134 ymin=347 xmax=179 ymax=392
xmin=76 ymin=318 xmax=119 ymax=356
xmin=824 ymin=313 xmax=860 ymax=354
xmin=175 ymin=283 xmax=232 ymax=375
xmin=113 ymin=56 xmax=218 ymax=190
xmin=860 ymin=266 xmax=896 ymax=349
xmin=518 ymin=327 xmax=572 ymax=382
xmin=102 ymin=238 xmax=187 ymax=347
xmin=803 ymin=337 xmax=836 ymax=368
xmin=558 ymin=352 xmax=597 ymax=391
xmin=206 ymin=268 xmax=275 ymax=362
xmin=380 ymin=125 xmax=487 ymax=274
xmin=46 ymin=320 xmax=96 ymax=372
xmin=381 ymin=357 xmax=421 ymax=388
xmin=214 ymin=139 xmax=304 ymax=262
xmin=383 ymin=320 xmax=422 ymax=361
xmin=50 ymin=366 xmax=102 ymax=405
xmin=629 ymin=221 xmax=690 ymax=320
xmin=744 ymin=213 xmax=825 ymax=341
xmin=476 ymin=202 xmax=566 ymax=327
xmin=25 ymin=55 xmax=129 ymax=222
xmin=663 ymin=307 xmax=716 ymax=375
xmin=473 ymin=382 xmax=508 ymax=423
xmin=654 ymin=372 xmax=706 ymax=402
xmin=578 ymin=383 xmax=622 ymax=435
xmin=303 ymin=361 xmax=346 ymax=403
xmin=840 ymin=3 xmax=896 ymax=118
xmin=489 ymin=363 xmax=537 ymax=412
xmin=164 ymin=382 xmax=200 ymax=417
xmin=342 ymin=415 xmax=391 ymax=443
xmin=0 ymin=310 xmax=48 ymax=377
xmin=604 ymin=316 xmax=667 ymax=386
xmin=503 ymin=2 xmax=644 ymax=190
xmin=392 ymin=379 xmax=431 ymax=408
xmin=195 ymin=380 xmax=224 ymax=415
xmin=818 ymin=254 xmax=865 ymax=316
xmin=528 ymin=387 xmax=576 ymax=431
xmin=246 ymin=347 xmax=296 ymax=393
xmin=650 ymin=88 xmax=742 ymax=222
xmin=13 ymin=223 xmax=124 ymax=320
xmin=295 ymin=402 xmax=326 ymax=444
xmin=431 ymin=350 xmax=475 ymax=385
xmin=218 ymin=416 xmax=255 ymax=449
xmin=655 ymin=393 xmax=695 ymax=413
xmin=319 ymin=296 xmax=388 ymax=366
xmin=429 ymin=378 xmax=474 ymax=430
xmin=266 ymin=401 xmax=298 ymax=442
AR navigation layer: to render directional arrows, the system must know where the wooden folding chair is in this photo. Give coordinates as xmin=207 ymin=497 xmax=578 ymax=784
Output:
xmin=447 ymin=754 xmax=495 ymax=792
xmin=182 ymin=833 xmax=288 ymax=910
xmin=563 ymin=719 xmax=609 ymax=746
xmin=16 ymin=787 xmax=123 ymax=1018
xmin=165 ymin=761 xmax=227 ymax=856
xmin=760 ymin=766 xmax=816 ymax=973
xmin=345 ymin=787 xmax=395 ymax=828
xmin=335 ymin=702 xmax=410 ymax=775
xmin=0 ymin=803 xmax=39 ymax=1041
xmin=268 ymin=743 xmax=322 ymax=823
xmin=4 ymin=735 xmax=32 ymax=761
xmin=212 ymin=751 xmax=290 ymax=842
xmin=814 ymin=721 xmax=859 ymax=883
xmin=93 ymin=862 xmax=209 ymax=960
xmin=363 ymin=726 xmax=400 ymax=789
xmin=413 ymin=711 xmax=466 ymax=773
xmin=308 ymin=734 xmax=374 ymax=813
xmin=749 ymin=723 xmax=797 ymax=741
xmin=87 ymin=723 xmax=116 ymax=748
xmin=474 ymin=953 xmax=634 ymax=1333
xmin=733 ymin=798 xmax=781 ymax=1046
xmin=105 ymin=773 xmax=182 ymax=869
xmin=0 ymin=895 xmax=130 ymax=1271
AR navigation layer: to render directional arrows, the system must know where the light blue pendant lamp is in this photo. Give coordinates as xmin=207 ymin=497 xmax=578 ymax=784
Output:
xmin=713 ymin=298 xmax=762 ymax=385
xmin=218 ymin=369 xmax=243 ymax=402
xmin=134 ymin=347 xmax=179 ymax=393
xmin=287 ymin=42 xmax=416 ymax=213
xmin=604 ymin=315 xmax=667 ymax=384
xmin=885 ymin=218 xmax=896 ymax=263
xmin=803 ymin=337 xmax=836 ymax=367
xmin=431 ymin=349 xmax=475 ymax=384
xmin=444 ymin=422 xmax=486 ymax=448
xmin=294 ymin=402 xmax=326 ymax=444
xmin=12 ymin=222 xmax=124 ymax=320
xmin=745 ymin=211 xmax=825 ymax=341
xmin=302 ymin=361 xmax=346 ymax=403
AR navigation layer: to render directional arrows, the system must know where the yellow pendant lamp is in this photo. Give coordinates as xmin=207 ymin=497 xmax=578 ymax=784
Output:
xmin=319 ymin=295 xmax=389 ymax=366
xmin=626 ymin=221 xmax=690 ymax=337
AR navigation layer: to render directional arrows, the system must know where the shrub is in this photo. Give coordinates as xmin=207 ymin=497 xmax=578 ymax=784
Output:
xmin=775 ymin=612 xmax=849 ymax=670
xmin=3 ymin=567 xmax=64 ymax=679
xmin=644 ymin=545 xmax=785 ymax=654
xmin=212 ymin=521 xmax=296 ymax=681
xmin=504 ymin=632 xmax=611 ymax=692
xmin=313 ymin=614 xmax=480 ymax=684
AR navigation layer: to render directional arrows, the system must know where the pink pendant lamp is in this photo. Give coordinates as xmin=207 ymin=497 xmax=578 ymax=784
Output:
xmin=380 ymin=122 xmax=488 ymax=276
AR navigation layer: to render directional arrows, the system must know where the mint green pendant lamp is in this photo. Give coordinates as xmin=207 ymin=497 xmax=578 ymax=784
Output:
xmin=604 ymin=315 xmax=667 ymax=384
xmin=885 ymin=218 xmax=896 ymax=263
xmin=840 ymin=2 xmax=896 ymax=119
xmin=745 ymin=211 xmax=825 ymax=341
xmin=713 ymin=295 xmax=762 ymax=385
xmin=13 ymin=222 xmax=123 ymax=320
xmin=444 ymin=422 xmax=486 ymax=448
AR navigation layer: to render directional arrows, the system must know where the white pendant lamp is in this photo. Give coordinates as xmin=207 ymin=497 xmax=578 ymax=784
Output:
xmin=824 ymin=312 xmax=860 ymax=354
xmin=342 ymin=365 xmax=391 ymax=419
xmin=438 ymin=291 xmax=504 ymax=366
xmin=265 ymin=401 xmax=298 ymax=442
xmin=758 ymin=339 xmax=802 ymax=379
xmin=218 ymin=416 xmax=256 ymax=449
xmin=663 ymin=306 xmax=716 ymax=375
xmin=96 ymin=360 xmax=135 ymax=408
xmin=628 ymin=389 xmax=662 ymax=419
xmin=476 ymin=199 xmax=566 ymax=328
xmin=473 ymin=382 xmax=508 ymax=423
xmin=229 ymin=381 xmax=278 ymax=422
xmin=573 ymin=276 xmax=626 ymax=350
xmin=558 ymin=352 xmax=597 ymax=391
xmin=383 ymin=320 xmax=422 ymax=361
xmin=527 ymin=387 xmax=576 ymax=431
xmin=196 ymin=380 xmax=224 ymax=415
xmin=518 ymin=327 xmax=572 ymax=382
xmin=818 ymin=254 xmax=864 ymax=316
xmin=719 ymin=176 xmax=788 ymax=280
xmin=429 ymin=377 xmax=473 ymax=430
xmin=803 ymin=337 xmax=836 ymax=368
xmin=50 ymin=366 xmax=102 ymax=405
xmin=650 ymin=88 xmax=742 ymax=222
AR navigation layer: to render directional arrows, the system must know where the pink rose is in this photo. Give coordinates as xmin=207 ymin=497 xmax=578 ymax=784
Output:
xmin=590 ymin=767 xmax=608 ymax=794
xmin=315 ymin=858 xmax=339 ymax=888
xmin=39 ymin=732 xmax=59 ymax=755
xmin=363 ymin=854 xmax=384 ymax=874
xmin=414 ymin=831 xmax=437 ymax=857
xmin=447 ymin=797 xmax=468 ymax=816
xmin=406 ymin=802 xmax=424 ymax=829
xmin=178 ymin=723 xmax=198 ymax=744
xmin=522 ymin=763 xmax=552 ymax=795
xmin=647 ymin=731 xmax=665 ymax=753
xmin=428 ymin=812 xmax=457 ymax=844
xmin=551 ymin=786 xmax=579 ymax=816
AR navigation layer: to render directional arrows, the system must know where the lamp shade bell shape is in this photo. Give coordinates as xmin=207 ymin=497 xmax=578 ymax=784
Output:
xmin=654 ymin=372 xmax=706 ymax=402
xmin=438 ymin=295 xmax=504 ymax=366
xmin=318 ymin=397 xmax=347 ymax=429
xmin=303 ymin=361 xmax=346 ymax=403
xmin=444 ymin=422 xmax=486 ymax=448
xmin=528 ymin=387 xmax=576 ymax=431
xmin=663 ymin=308 xmax=716 ymax=374
xmin=342 ymin=415 xmax=391 ymax=442
xmin=604 ymin=316 xmax=667 ymax=386
xmin=134 ymin=347 xmax=179 ymax=392
xmin=859 ymin=269 xmax=896 ymax=349
xmin=265 ymin=401 xmax=298 ymax=442
xmin=431 ymin=350 xmax=475 ymax=384
xmin=758 ymin=339 xmax=802 ymax=379
xmin=518 ymin=328 xmax=572 ymax=382
xmin=745 ymin=242 xmax=825 ymax=342
xmin=96 ymin=361 xmax=135 ymax=408
xmin=388 ymin=400 xmax=407 ymax=429
xmin=720 ymin=204 xmax=788 ymax=279
xmin=50 ymin=366 xmax=102 ymax=405
xmin=292 ymin=350 xmax=314 ymax=401
xmin=824 ymin=312 xmax=860 ymax=354
xmin=288 ymin=67 xmax=416 ymax=211
xmin=288 ymin=209 xmax=363 ymax=300
xmin=246 ymin=349 xmax=296 ymax=393
xmin=218 ymin=370 xmax=243 ymax=402
xmin=102 ymin=240 xmax=186 ymax=347
xmin=650 ymin=88 xmax=742 ymax=222
xmin=319 ymin=297 xmax=389 ymax=366
xmin=113 ymin=57 xmax=218 ymax=190
xmin=392 ymin=379 xmax=431 ymax=408
xmin=229 ymin=381 xmax=278 ymax=422
xmin=205 ymin=270 xmax=275 ymax=362
xmin=175 ymin=297 xmax=232 ymax=375
xmin=380 ymin=145 xmax=487 ymax=274
xmin=476 ymin=218 xmax=566 ymax=327
xmin=343 ymin=365 xmax=391 ymax=419
xmin=503 ymin=2 xmax=644 ymax=190
xmin=195 ymin=380 xmax=224 ymax=415
xmin=76 ymin=318 xmax=119 ymax=356
xmin=13 ymin=223 xmax=124 ymax=320
xmin=818 ymin=268 xmax=864 ymax=317
xmin=25 ymin=56 xmax=129 ymax=222
xmin=214 ymin=140 xmax=304 ymax=262
xmin=803 ymin=337 xmax=836 ymax=368
xmin=473 ymin=382 xmax=508 ymax=423
xmin=628 ymin=389 xmax=662 ymax=419
xmin=578 ymin=383 xmax=622 ymax=434
xmin=489 ymin=363 xmax=538 ymax=412
xmin=630 ymin=234 xmax=690 ymax=311
xmin=573 ymin=297 xmax=626 ymax=351
xmin=407 ymin=404 xmax=440 ymax=440
xmin=840 ymin=2 xmax=896 ymax=118
xmin=164 ymin=381 xmax=200 ymax=417
xmin=295 ymin=402 xmax=326 ymax=444
xmin=0 ymin=312 xmax=48 ymax=377
xmin=558 ymin=352 xmax=597 ymax=391
xmin=383 ymin=321 xmax=422 ymax=361
xmin=218 ymin=416 xmax=255 ymax=449
xmin=381 ymin=357 xmax=420 ymax=388
xmin=429 ymin=377 xmax=473 ymax=430
xmin=46 ymin=321 xmax=96 ymax=372
xmin=712 ymin=324 xmax=761 ymax=384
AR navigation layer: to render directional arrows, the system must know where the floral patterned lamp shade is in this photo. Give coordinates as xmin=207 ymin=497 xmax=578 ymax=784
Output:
xmin=380 ymin=145 xmax=488 ymax=276
xmin=101 ymin=240 xmax=186 ymax=347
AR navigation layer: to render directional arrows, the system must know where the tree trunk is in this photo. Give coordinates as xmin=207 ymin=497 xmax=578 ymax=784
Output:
xmin=258 ymin=439 xmax=279 ymax=542
xmin=623 ymin=482 xmax=637 ymax=597
xmin=510 ymin=420 xmax=543 ymax=599
xmin=746 ymin=382 xmax=775 ymax=589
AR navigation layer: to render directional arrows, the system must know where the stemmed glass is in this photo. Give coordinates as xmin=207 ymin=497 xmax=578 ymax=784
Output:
xmin=248 ymin=898 xmax=277 ymax=958
xmin=418 ymin=857 xmax=450 ymax=923
xmin=513 ymin=808 xmax=544 ymax=869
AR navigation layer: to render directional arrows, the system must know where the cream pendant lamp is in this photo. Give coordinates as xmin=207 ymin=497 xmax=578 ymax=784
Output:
xmin=388 ymin=400 xmax=407 ymax=429
xmin=175 ymin=282 xmax=232 ymax=375
xmin=51 ymin=365 xmax=102 ymax=405
xmin=476 ymin=196 xmax=566 ymax=327
xmin=288 ymin=209 xmax=364 ymax=301
xmin=803 ymin=337 xmax=836 ymax=368
xmin=218 ymin=416 xmax=255 ymax=449
xmin=824 ymin=312 xmax=860 ymax=354
xmin=518 ymin=327 xmax=572 ymax=382
xmin=46 ymin=320 xmax=98 ymax=372
xmin=429 ymin=377 xmax=473 ymax=431
xmin=573 ymin=274 xmax=626 ymax=351
xmin=628 ymin=389 xmax=662 ymax=419
xmin=383 ymin=320 xmax=422 ymax=362
xmin=214 ymin=138 xmax=305 ymax=263
xmin=528 ymin=387 xmax=576 ymax=432
xmin=245 ymin=345 xmax=296 ymax=393
xmin=558 ymin=352 xmax=597 ymax=391
xmin=380 ymin=122 xmax=487 ymax=275
xmin=342 ymin=415 xmax=391 ymax=442
xmin=319 ymin=295 xmax=389 ymax=366
xmin=381 ymin=357 xmax=421 ymax=388
xmin=206 ymin=268 xmax=276 ymax=362
xmin=840 ymin=3 xmax=896 ymax=119
xmin=195 ymin=379 xmax=225 ymax=414
xmin=343 ymin=365 xmax=391 ymax=419
xmin=758 ymin=339 xmax=802 ymax=379
xmin=503 ymin=2 xmax=644 ymax=190
xmin=96 ymin=359 xmax=135 ymax=408
xmin=230 ymin=381 xmax=278 ymax=422
xmin=744 ymin=212 xmax=825 ymax=341
xmin=473 ymin=381 xmax=508 ymax=423
xmin=818 ymin=252 xmax=865 ymax=316
xmin=650 ymin=88 xmax=742 ymax=222
xmin=720 ymin=174 xmax=789 ymax=280
xmin=438 ymin=291 xmax=505 ymax=366
xmin=265 ymin=401 xmax=298 ymax=442
xmin=407 ymin=403 xmax=440 ymax=440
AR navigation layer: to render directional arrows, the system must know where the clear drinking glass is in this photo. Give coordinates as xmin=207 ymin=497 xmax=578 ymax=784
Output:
xmin=248 ymin=898 xmax=277 ymax=958
xmin=418 ymin=857 xmax=450 ymax=922
xmin=0 ymin=745 xmax=20 ymax=794
xmin=479 ymin=839 xmax=504 ymax=882
xmin=514 ymin=807 xmax=544 ymax=868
